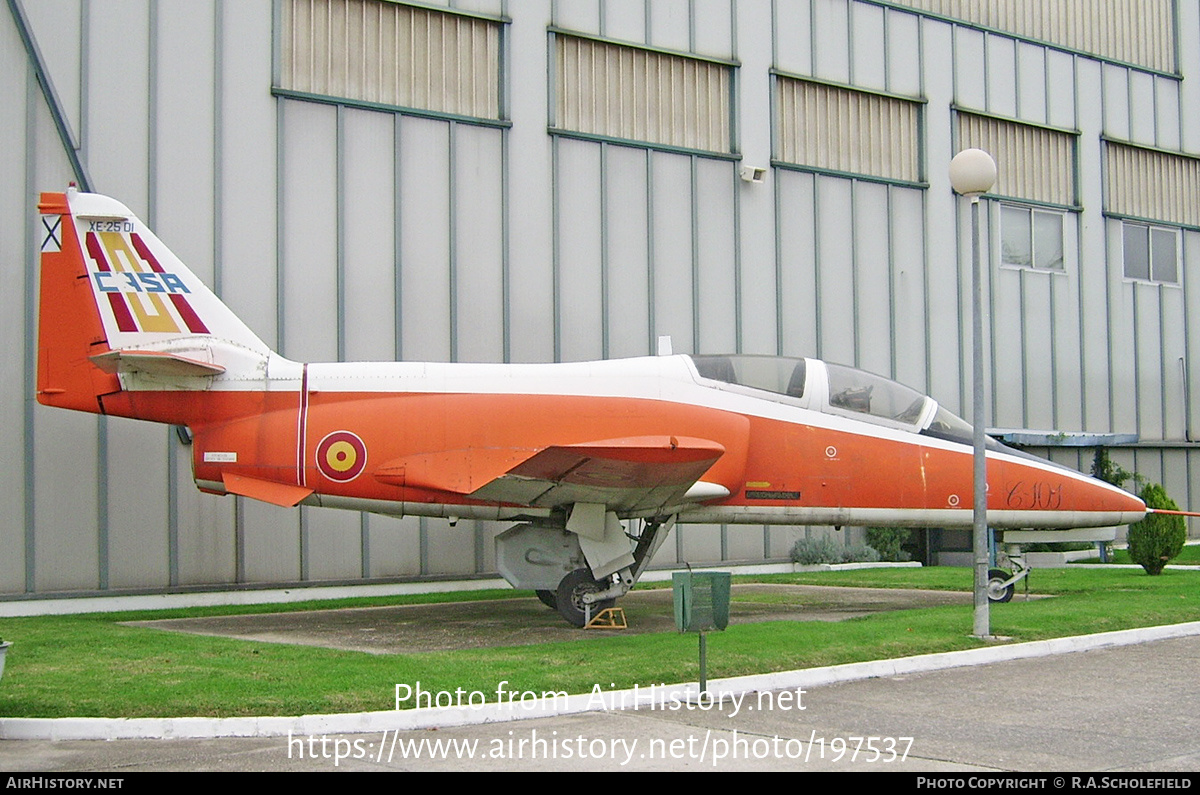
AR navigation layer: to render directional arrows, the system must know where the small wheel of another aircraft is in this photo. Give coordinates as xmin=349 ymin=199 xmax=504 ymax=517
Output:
xmin=987 ymin=568 xmax=1015 ymax=603
xmin=535 ymin=590 xmax=557 ymax=609
xmin=555 ymin=568 xmax=615 ymax=627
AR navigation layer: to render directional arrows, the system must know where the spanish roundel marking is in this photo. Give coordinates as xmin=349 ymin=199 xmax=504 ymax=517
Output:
xmin=316 ymin=431 xmax=367 ymax=483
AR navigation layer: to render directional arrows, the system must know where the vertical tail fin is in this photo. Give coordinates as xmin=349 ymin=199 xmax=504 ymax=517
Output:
xmin=37 ymin=187 xmax=274 ymax=416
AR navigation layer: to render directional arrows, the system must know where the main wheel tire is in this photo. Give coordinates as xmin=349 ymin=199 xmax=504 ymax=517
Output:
xmin=535 ymin=590 xmax=557 ymax=609
xmin=555 ymin=568 xmax=616 ymax=627
xmin=987 ymin=567 xmax=1015 ymax=603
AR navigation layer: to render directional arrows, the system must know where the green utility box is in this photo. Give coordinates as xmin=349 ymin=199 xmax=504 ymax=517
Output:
xmin=672 ymin=571 xmax=731 ymax=633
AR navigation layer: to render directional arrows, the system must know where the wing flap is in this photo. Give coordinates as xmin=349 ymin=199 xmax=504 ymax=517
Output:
xmin=471 ymin=436 xmax=725 ymax=513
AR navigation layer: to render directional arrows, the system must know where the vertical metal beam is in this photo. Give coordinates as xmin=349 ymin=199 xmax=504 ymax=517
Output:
xmin=336 ymin=103 xmax=346 ymax=363
xmin=23 ymin=64 xmax=36 ymax=593
xmin=6 ymin=0 xmax=93 ymax=190
xmin=394 ymin=115 xmax=404 ymax=360
xmin=646 ymin=148 xmax=656 ymax=353
xmin=448 ymin=121 xmax=459 ymax=362
xmin=600 ymin=142 xmax=610 ymax=359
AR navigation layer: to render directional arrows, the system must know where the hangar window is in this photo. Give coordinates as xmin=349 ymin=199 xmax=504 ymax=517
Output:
xmin=551 ymin=32 xmax=735 ymax=155
xmin=1104 ymin=142 xmax=1200 ymax=230
xmin=1123 ymin=222 xmax=1179 ymax=284
xmin=774 ymin=76 xmax=923 ymax=186
xmin=1001 ymin=204 xmax=1064 ymax=271
xmin=957 ymin=112 xmax=1078 ymax=209
xmin=882 ymin=0 xmax=1176 ymax=74
xmin=277 ymin=0 xmax=504 ymax=122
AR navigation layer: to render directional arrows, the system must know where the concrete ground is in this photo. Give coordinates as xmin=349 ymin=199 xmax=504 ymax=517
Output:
xmin=1 ymin=584 xmax=1198 ymax=772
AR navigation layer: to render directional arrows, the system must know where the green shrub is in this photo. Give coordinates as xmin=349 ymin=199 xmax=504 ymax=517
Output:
xmin=790 ymin=536 xmax=880 ymax=565
xmin=865 ymin=527 xmax=912 ymax=562
xmin=790 ymin=536 xmax=841 ymax=565
xmin=1126 ymin=483 xmax=1187 ymax=576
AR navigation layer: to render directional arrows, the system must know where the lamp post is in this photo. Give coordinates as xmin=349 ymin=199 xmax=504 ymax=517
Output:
xmin=949 ymin=148 xmax=997 ymax=640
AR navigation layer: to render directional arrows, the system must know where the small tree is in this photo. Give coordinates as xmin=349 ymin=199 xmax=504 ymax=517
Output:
xmin=1091 ymin=448 xmax=1138 ymax=488
xmin=1126 ymin=483 xmax=1186 ymax=575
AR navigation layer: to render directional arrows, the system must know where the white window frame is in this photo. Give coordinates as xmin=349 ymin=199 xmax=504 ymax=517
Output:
xmin=1122 ymin=221 xmax=1180 ymax=284
xmin=999 ymin=203 xmax=1066 ymax=272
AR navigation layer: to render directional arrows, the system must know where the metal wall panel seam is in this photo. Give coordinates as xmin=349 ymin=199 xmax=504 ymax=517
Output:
xmin=272 ymin=0 xmax=282 ymax=100
xmin=551 ymin=134 xmax=561 ymax=361
xmin=1184 ymin=232 xmax=1196 ymax=442
xmin=731 ymin=164 xmax=743 ymax=356
xmin=770 ymin=162 xmax=928 ymax=191
xmin=982 ymin=25 xmax=989 ymax=113
xmin=300 ymin=502 xmax=309 ymax=581
xmin=448 ymin=121 xmax=458 ymax=363
xmin=79 ymin=0 xmax=89 ymax=177
xmin=808 ymin=0 xmax=816 ymax=76
xmin=500 ymin=118 xmax=511 ymax=362
xmin=600 ymin=142 xmax=609 ymax=358
xmin=1160 ymin=281 xmax=1170 ymax=439
xmin=812 ymin=172 xmax=822 ymax=360
xmin=6 ymin=0 xmax=92 ymax=190
xmin=361 ymin=512 xmax=370 ymax=578
xmin=546 ymin=25 xmax=739 ymax=67
xmin=771 ymin=68 xmax=928 ymax=104
xmin=275 ymin=103 xmax=287 ymax=355
xmin=22 ymin=62 xmax=35 ymax=593
xmin=149 ymin=1 xmax=163 ymax=591
xmin=690 ymin=154 xmax=699 ymax=353
xmin=214 ymin=0 xmax=225 ymax=299
xmin=394 ymin=114 xmax=404 ymax=360
xmin=336 ymin=104 xmax=345 ymax=363
xmin=1015 ymin=240 xmax=1027 ymax=429
xmin=951 ymin=19 xmax=967 ymax=415
xmin=918 ymin=13 xmax=932 ymax=395
xmin=270 ymin=89 xmax=512 ymax=128
xmin=850 ymin=179 xmax=860 ymax=367
xmin=847 ymin=0 xmax=856 ymax=86
xmin=886 ymin=185 xmax=897 ymax=380
xmin=545 ymin=130 xmax=739 ymax=160
xmin=645 ymin=148 xmax=656 ymax=354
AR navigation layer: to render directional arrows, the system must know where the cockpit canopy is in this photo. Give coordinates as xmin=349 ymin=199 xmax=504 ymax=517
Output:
xmin=689 ymin=354 xmax=981 ymax=447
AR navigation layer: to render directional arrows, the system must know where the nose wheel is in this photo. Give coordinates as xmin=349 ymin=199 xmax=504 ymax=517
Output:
xmin=987 ymin=568 xmax=1015 ymax=603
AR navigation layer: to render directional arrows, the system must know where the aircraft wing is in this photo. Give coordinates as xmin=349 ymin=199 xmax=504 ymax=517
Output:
xmin=376 ymin=436 xmax=726 ymax=515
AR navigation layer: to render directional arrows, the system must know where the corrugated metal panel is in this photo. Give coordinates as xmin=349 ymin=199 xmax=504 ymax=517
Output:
xmin=1105 ymin=142 xmax=1200 ymax=228
xmin=554 ymin=34 xmax=732 ymax=153
xmin=776 ymin=77 xmax=921 ymax=183
xmin=957 ymin=112 xmax=1076 ymax=206
xmin=887 ymin=0 xmax=1175 ymax=73
xmin=280 ymin=0 xmax=501 ymax=119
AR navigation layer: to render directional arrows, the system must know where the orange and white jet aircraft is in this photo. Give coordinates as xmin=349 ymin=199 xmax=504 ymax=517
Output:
xmin=36 ymin=187 xmax=1146 ymax=624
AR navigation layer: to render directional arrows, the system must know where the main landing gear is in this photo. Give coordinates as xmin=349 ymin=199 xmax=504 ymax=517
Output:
xmin=496 ymin=513 xmax=676 ymax=627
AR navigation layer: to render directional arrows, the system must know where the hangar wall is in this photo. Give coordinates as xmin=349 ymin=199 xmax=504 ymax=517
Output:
xmin=3 ymin=0 xmax=1199 ymax=598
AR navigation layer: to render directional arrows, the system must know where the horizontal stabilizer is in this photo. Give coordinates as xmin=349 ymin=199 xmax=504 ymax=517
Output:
xmin=89 ymin=350 xmax=226 ymax=378
xmin=222 ymin=473 xmax=313 ymax=507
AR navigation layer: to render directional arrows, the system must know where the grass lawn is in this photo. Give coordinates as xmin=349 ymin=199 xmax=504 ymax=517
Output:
xmin=1 ymin=566 xmax=1197 ymax=719
xmin=1072 ymin=544 xmax=1200 ymax=566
